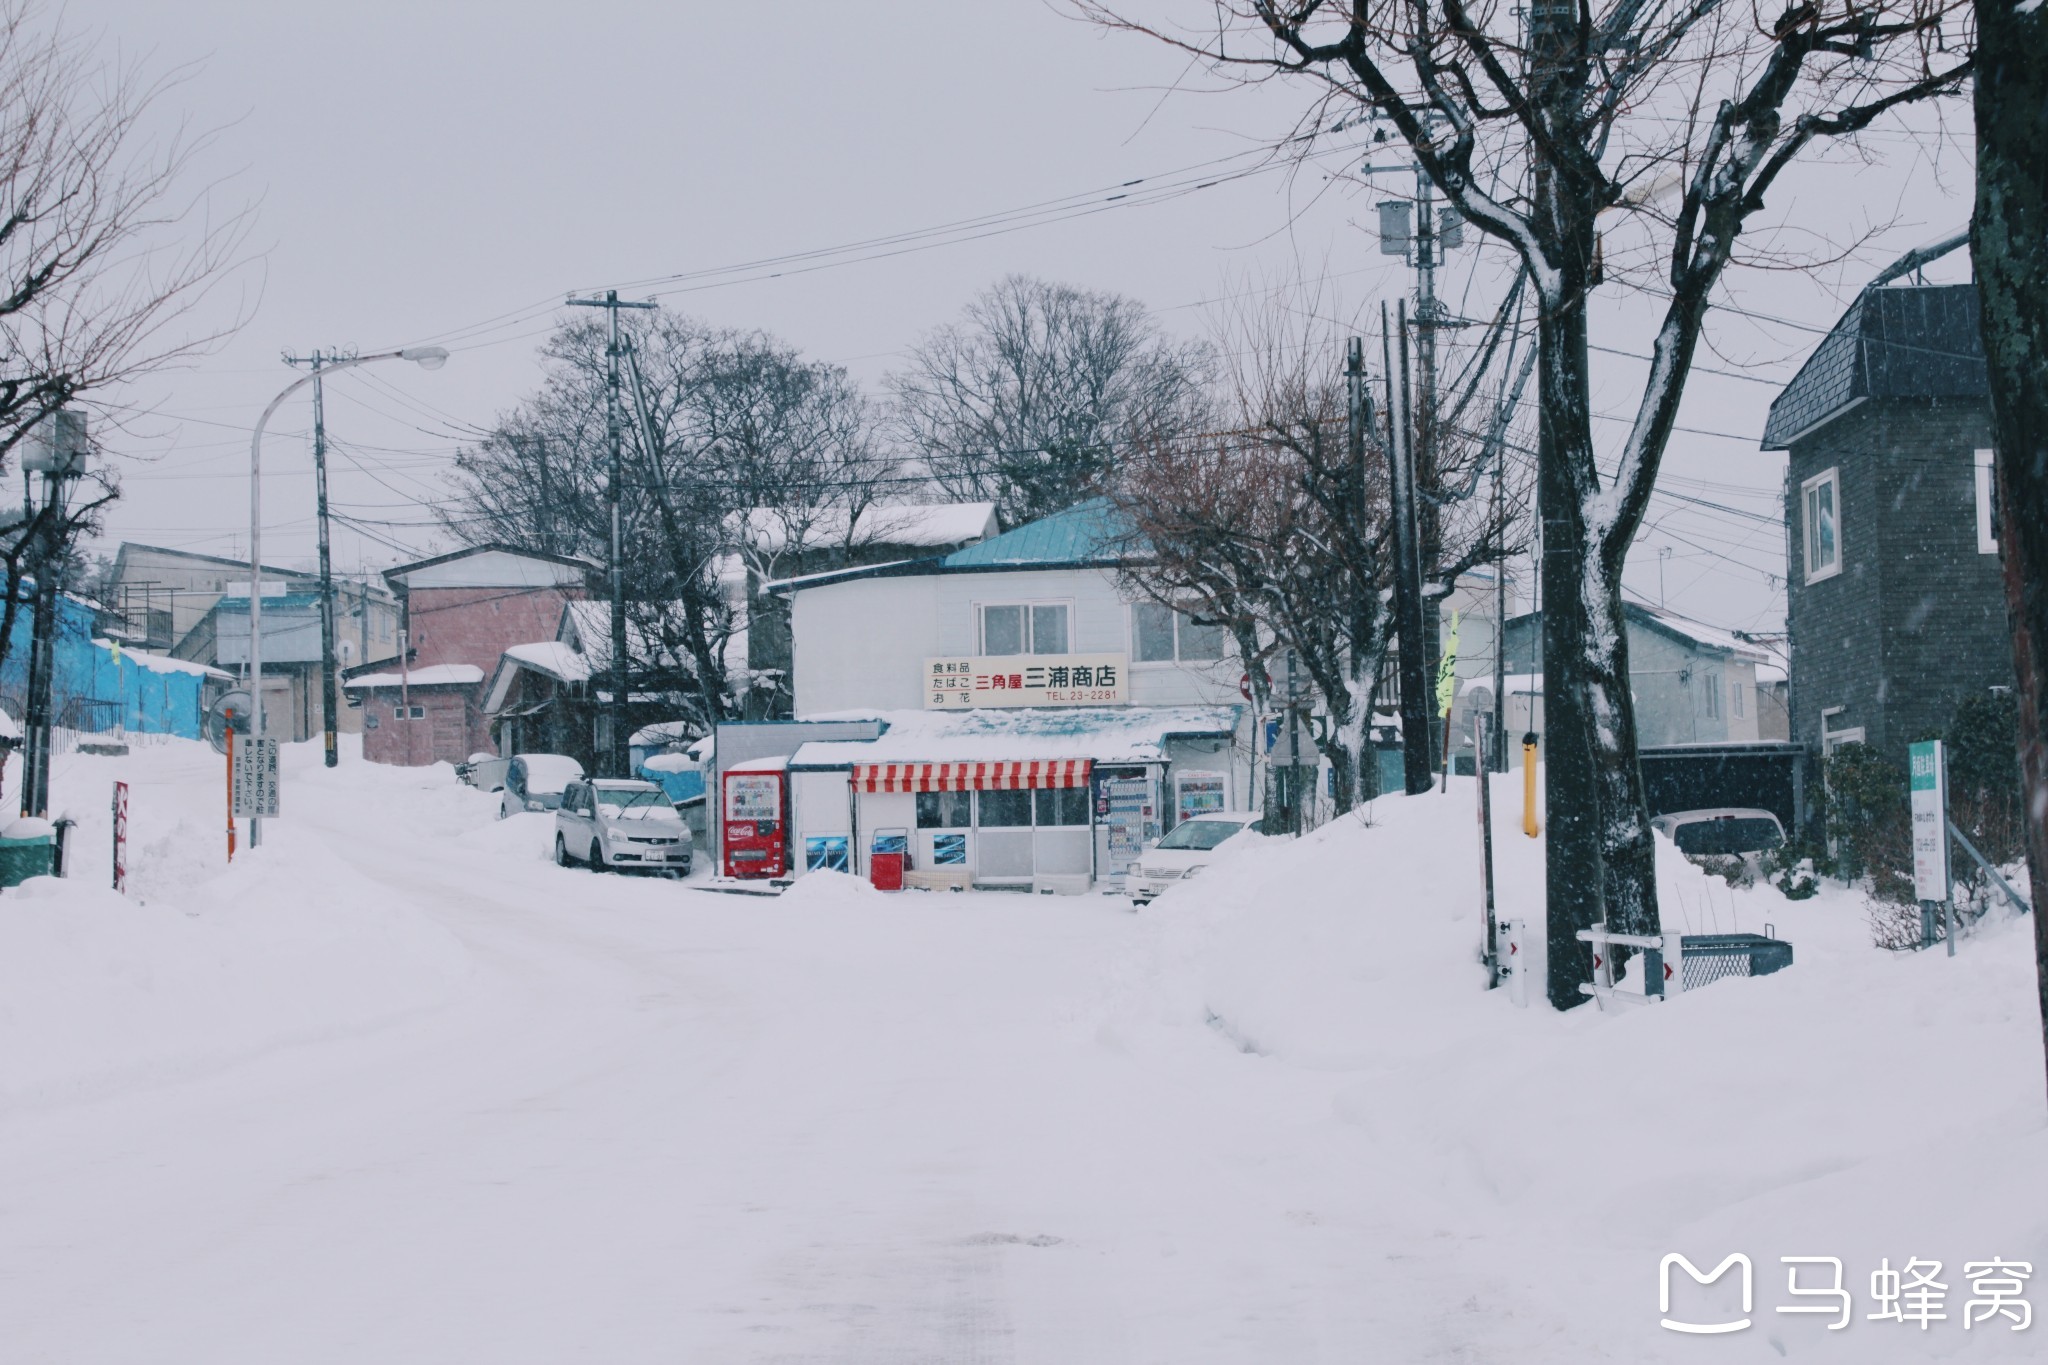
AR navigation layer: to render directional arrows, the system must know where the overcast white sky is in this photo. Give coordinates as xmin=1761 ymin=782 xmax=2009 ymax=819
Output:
xmin=82 ymin=1 xmax=1976 ymax=637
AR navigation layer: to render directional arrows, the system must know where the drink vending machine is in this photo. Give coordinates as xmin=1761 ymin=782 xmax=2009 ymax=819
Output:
xmin=721 ymin=764 xmax=790 ymax=879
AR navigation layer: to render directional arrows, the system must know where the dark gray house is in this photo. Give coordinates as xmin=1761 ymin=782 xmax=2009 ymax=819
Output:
xmin=1761 ymin=266 xmax=2005 ymax=775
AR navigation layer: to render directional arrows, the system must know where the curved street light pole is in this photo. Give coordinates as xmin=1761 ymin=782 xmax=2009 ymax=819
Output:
xmin=246 ymin=346 xmax=448 ymax=848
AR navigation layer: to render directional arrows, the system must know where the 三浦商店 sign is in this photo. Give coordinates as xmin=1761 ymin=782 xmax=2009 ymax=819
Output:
xmin=925 ymin=654 xmax=1129 ymax=708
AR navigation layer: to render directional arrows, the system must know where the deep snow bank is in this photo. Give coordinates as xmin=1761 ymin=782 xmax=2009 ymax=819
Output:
xmin=1132 ymin=774 xmax=2048 ymax=1361
xmin=0 ymin=737 xmax=475 ymax=1105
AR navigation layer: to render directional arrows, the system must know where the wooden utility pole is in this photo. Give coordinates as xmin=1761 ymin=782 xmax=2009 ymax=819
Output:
xmin=285 ymin=350 xmax=343 ymax=769
xmin=567 ymin=291 xmax=658 ymax=778
xmin=1384 ymin=303 xmax=1433 ymax=794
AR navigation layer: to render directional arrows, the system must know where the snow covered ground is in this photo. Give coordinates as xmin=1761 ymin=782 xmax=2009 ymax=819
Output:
xmin=1 ymin=736 xmax=2043 ymax=1362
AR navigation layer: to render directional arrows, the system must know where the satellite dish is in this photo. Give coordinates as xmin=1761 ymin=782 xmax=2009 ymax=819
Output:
xmin=206 ymin=690 xmax=254 ymax=755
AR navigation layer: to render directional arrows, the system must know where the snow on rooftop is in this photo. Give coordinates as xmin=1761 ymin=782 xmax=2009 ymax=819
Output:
xmin=631 ymin=719 xmax=697 ymax=747
xmin=561 ymin=601 xmax=678 ymax=669
xmin=343 ymin=664 xmax=486 ymax=690
xmin=1627 ymin=600 xmax=1769 ymax=660
xmin=741 ymin=502 xmax=997 ymax=554
xmin=499 ymin=640 xmax=591 ymax=684
xmin=94 ymin=642 xmax=231 ymax=679
xmin=790 ymin=704 xmax=1240 ymax=768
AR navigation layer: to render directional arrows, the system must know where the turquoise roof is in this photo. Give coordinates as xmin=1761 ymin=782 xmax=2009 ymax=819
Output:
xmin=939 ymin=498 xmax=1142 ymax=569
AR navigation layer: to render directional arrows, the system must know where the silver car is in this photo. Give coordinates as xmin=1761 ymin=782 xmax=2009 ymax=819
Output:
xmin=554 ymin=779 xmax=693 ymax=874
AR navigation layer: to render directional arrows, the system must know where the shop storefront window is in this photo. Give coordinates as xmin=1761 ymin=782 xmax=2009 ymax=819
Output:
xmin=977 ymin=789 xmax=1032 ymax=827
xmin=1034 ymin=787 xmax=1090 ymax=826
xmin=916 ymin=790 xmax=972 ymax=828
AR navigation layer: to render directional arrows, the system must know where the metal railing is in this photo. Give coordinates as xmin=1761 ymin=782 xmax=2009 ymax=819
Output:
xmin=1577 ymin=925 xmax=1794 ymax=1009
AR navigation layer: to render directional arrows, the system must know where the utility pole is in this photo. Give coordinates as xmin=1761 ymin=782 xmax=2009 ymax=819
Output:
xmin=20 ymin=410 xmax=88 ymax=818
xmin=1491 ymin=425 xmax=1508 ymax=774
xmin=566 ymin=291 xmax=658 ymax=778
xmin=1384 ymin=303 xmax=1433 ymax=794
xmin=1346 ymin=335 xmax=1377 ymax=798
xmin=285 ymin=350 xmax=345 ymax=769
xmin=1369 ymin=147 xmax=1464 ymax=774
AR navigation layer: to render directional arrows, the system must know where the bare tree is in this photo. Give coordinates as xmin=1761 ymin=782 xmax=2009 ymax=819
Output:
xmin=1079 ymin=0 xmax=1972 ymax=1007
xmin=447 ymin=313 xmax=887 ymax=732
xmin=890 ymin=274 xmax=1211 ymax=526
xmin=1973 ymin=0 xmax=2048 ymax=1098
xmin=0 ymin=0 xmax=252 ymax=682
xmin=1116 ymin=284 xmax=1519 ymax=814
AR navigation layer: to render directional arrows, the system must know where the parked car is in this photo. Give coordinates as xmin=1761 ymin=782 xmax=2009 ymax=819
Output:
xmin=499 ymin=755 xmax=585 ymax=818
xmin=1127 ymin=809 xmax=1265 ymax=905
xmin=554 ymin=779 xmax=693 ymax=874
xmin=1651 ymin=807 xmax=1786 ymax=865
xmin=461 ymin=752 xmax=513 ymax=793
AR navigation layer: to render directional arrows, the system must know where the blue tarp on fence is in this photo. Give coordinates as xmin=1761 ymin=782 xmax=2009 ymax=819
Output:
xmin=1 ymin=593 xmax=214 ymax=739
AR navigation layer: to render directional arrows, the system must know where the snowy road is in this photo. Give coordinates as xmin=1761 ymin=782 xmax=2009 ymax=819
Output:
xmin=10 ymin=742 xmax=2045 ymax=1364
xmin=1 ymin=749 xmax=1402 ymax=1363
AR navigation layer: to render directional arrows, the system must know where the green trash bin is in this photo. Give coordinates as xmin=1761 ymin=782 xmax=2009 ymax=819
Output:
xmin=0 ymin=817 xmax=56 ymax=888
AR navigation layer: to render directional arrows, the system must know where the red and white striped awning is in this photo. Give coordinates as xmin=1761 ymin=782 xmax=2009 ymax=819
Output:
xmin=854 ymin=759 xmax=1092 ymax=793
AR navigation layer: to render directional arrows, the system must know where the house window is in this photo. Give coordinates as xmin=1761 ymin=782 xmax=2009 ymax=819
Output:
xmin=1976 ymin=448 xmax=2000 ymax=555
xmin=979 ymin=602 xmax=1070 ymax=656
xmin=394 ymin=703 xmax=424 ymax=721
xmin=1703 ymin=671 xmax=1721 ymax=720
xmin=1132 ymin=602 xmax=1228 ymax=663
xmin=1802 ymin=467 xmax=1840 ymax=582
xmin=1732 ymin=680 xmax=1746 ymax=719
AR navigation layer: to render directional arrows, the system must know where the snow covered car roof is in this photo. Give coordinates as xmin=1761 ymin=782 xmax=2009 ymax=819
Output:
xmin=512 ymin=755 xmax=583 ymax=792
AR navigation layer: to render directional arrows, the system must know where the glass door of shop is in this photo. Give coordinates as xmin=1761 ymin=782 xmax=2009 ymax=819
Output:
xmin=973 ymin=789 xmax=1036 ymax=882
xmin=915 ymin=790 xmax=973 ymax=874
xmin=1030 ymin=787 xmax=1092 ymax=878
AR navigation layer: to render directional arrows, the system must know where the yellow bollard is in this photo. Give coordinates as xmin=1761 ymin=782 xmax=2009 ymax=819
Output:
xmin=1521 ymin=734 xmax=1540 ymax=838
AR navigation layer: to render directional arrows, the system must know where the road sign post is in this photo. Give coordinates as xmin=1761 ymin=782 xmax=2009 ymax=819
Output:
xmin=111 ymin=781 xmax=128 ymax=892
xmin=1475 ymin=712 xmax=1498 ymax=987
xmin=232 ymin=737 xmax=281 ymax=822
xmin=1909 ymin=739 xmax=1952 ymax=955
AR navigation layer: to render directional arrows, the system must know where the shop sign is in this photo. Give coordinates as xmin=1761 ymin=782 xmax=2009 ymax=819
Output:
xmin=925 ymin=654 xmax=1130 ymax=709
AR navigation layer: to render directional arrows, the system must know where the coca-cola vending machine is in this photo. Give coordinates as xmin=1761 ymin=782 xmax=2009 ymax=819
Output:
xmin=721 ymin=763 xmax=789 ymax=879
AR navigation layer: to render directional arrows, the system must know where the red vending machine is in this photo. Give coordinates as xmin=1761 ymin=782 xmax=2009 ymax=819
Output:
xmin=721 ymin=763 xmax=790 ymax=879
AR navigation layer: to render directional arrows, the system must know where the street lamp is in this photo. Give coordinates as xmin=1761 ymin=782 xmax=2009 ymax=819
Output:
xmin=245 ymin=346 xmax=450 ymax=847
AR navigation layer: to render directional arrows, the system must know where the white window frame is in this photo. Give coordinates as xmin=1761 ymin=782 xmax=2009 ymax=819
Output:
xmin=1130 ymin=601 xmax=1230 ymax=667
xmin=1731 ymin=679 xmax=1745 ymax=719
xmin=1703 ymin=670 xmax=1721 ymax=720
xmin=1975 ymin=448 xmax=1999 ymax=555
xmin=976 ymin=600 xmax=1074 ymax=656
xmin=1801 ymin=467 xmax=1841 ymax=584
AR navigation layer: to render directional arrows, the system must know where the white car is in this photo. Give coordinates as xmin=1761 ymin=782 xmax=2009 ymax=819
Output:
xmin=1128 ymin=810 xmax=1264 ymax=905
xmin=554 ymin=779 xmax=693 ymax=874
xmin=1650 ymin=807 xmax=1786 ymax=860
xmin=499 ymin=754 xmax=585 ymax=818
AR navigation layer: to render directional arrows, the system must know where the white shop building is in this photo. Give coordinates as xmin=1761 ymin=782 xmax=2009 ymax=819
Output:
xmin=738 ymin=498 xmax=1255 ymax=892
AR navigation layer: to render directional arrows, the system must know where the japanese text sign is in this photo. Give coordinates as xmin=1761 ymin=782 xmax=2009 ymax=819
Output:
xmin=924 ymin=654 xmax=1129 ymax=709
